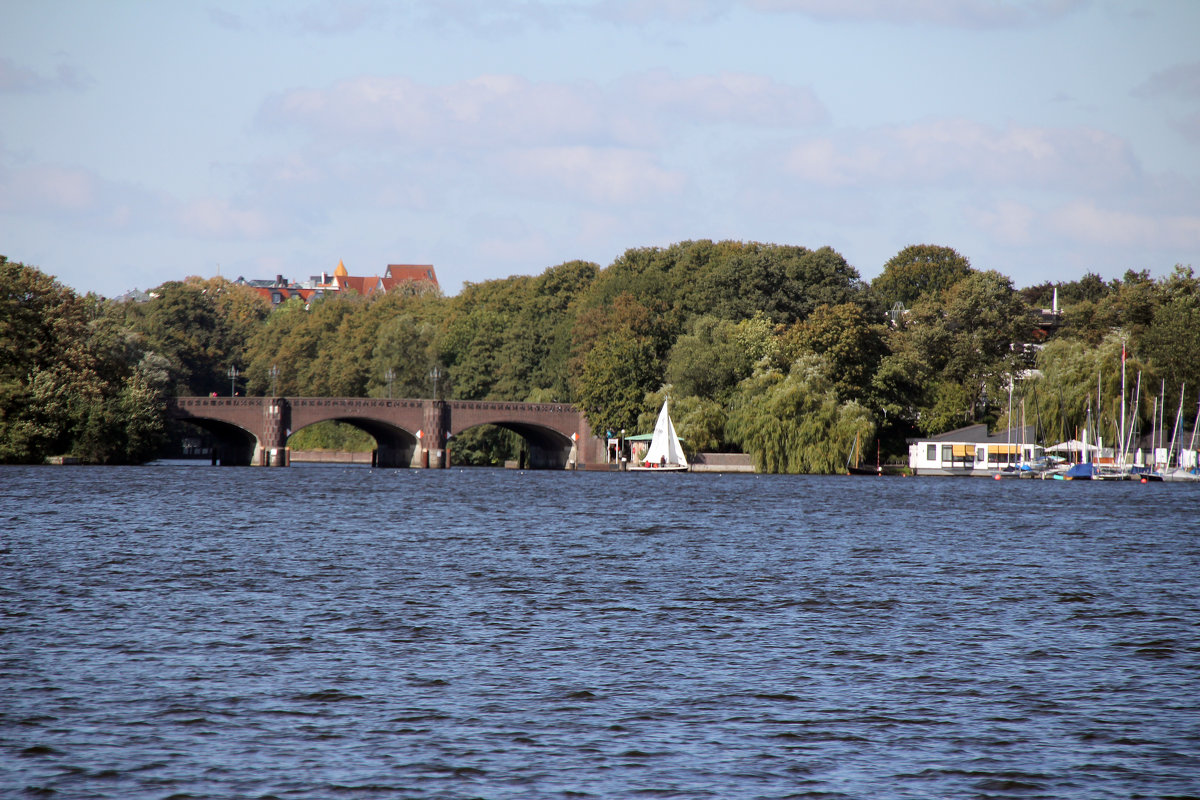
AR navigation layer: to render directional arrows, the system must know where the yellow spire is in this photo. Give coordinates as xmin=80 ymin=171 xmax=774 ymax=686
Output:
xmin=334 ymin=259 xmax=348 ymax=277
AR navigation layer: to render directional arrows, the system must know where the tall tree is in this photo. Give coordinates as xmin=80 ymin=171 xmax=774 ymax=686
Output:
xmin=779 ymin=302 xmax=886 ymax=404
xmin=904 ymin=270 xmax=1032 ymax=427
xmin=871 ymin=244 xmax=974 ymax=310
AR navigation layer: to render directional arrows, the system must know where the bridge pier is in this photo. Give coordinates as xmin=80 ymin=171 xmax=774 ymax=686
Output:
xmin=422 ymin=399 xmax=449 ymax=468
xmin=252 ymin=398 xmax=291 ymax=466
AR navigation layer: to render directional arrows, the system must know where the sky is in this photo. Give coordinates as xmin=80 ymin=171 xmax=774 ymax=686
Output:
xmin=2 ymin=0 xmax=1198 ymax=298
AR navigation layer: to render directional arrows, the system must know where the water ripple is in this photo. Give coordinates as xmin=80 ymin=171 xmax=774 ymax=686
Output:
xmin=1 ymin=466 xmax=1198 ymax=799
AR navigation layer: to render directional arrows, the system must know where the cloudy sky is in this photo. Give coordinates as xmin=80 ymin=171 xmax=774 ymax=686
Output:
xmin=2 ymin=0 xmax=1198 ymax=297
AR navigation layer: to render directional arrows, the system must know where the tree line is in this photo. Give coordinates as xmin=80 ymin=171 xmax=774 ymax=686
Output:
xmin=2 ymin=244 xmax=1196 ymax=470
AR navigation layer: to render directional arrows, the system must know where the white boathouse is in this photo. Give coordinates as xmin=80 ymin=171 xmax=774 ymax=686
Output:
xmin=908 ymin=424 xmax=1043 ymax=476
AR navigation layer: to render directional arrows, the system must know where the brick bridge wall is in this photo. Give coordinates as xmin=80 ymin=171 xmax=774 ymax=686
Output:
xmin=168 ymin=397 xmax=603 ymax=469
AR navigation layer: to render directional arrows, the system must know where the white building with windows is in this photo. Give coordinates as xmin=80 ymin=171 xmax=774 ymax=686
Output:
xmin=908 ymin=424 xmax=1044 ymax=476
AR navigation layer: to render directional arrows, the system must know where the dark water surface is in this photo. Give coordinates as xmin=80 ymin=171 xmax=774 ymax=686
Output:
xmin=2 ymin=465 xmax=1198 ymax=799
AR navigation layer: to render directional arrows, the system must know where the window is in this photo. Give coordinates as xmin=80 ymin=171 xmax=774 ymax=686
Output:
xmin=941 ymin=444 xmax=952 ymax=462
xmin=927 ymin=444 xmax=937 ymax=461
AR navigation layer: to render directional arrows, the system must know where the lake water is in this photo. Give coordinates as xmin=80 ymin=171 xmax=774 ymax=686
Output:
xmin=2 ymin=465 xmax=1198 ymax=799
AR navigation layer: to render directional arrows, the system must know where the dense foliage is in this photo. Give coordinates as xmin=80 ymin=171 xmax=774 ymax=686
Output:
xmin=0 ymin=256 xmax=172 ymax=464
xmin=2 ymin=244 xmax=1196 ymax=471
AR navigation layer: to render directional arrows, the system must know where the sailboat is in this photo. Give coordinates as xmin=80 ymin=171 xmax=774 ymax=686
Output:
xmin=629 ymin=401 xmax=689 ymax=472
xmin=1163 ymin=392 xmax=1200 ymax=482
xmin=845 ymin=431 xmax=882 ymax=475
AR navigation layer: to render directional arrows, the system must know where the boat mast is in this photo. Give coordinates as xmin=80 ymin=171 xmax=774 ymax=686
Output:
xmin=1190 ymin=398 xmax=1200 ymax=453
xmin=1159 ymin=378 xmax=1167 ymax=468
xmin=1007 ymin=373 xmax=1013 ymax=467
xmin=1120 ymin=339 xmax=1126 ymax=468
xmin=1168 ymin=383 xmax=1185 ymax=470
xmin=1148 ymin=382 xmax=1158 ymax=467
xmin=1123 ymin=371 xmax=1141 ymax=465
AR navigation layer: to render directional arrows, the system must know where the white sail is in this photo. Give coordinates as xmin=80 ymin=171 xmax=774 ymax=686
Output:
xmin=640 ymin=401 xmax=688 ymax=469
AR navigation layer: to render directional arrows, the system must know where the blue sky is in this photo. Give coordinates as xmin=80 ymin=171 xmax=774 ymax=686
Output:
xmin=2 ymin=0 xmax=1198 ymax=298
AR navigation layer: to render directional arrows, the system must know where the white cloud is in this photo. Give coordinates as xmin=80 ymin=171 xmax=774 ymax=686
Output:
xmin=968 ymin=199 xmax=1036 ymax=246
xmin=744 ymin=0 xmax=1086 ymax=28
xmin=1 ymin=164 xmax=97 ymax=211
xmin=592 ymin=0 xmax=733 ymax=24
xmin=625 ymin=70 xmax=827 ymax=127
xmin=262 ymin=74 xmax=620 ymax=148
xmin=501 ymin=146 xmax=686 ymax=203
xmin=1133 ymin=60 xmax=1200 ymax=100
xmin=287 ymin=1 xmax=388 ymax=34
xmin=174 ymin=198 xmax=281 ymax=240
xmin=1049 ymin=200 xmax=1200 ymax=249
xmin=781 ymin=119 xmax=1138 ymax=191
xmin=0 ymin=154 xmax=289 ymax=242
xmin=0 ymin=56 xmax=89 ymax=93
xmin=261 ymin=71 xmax=825 ymax=152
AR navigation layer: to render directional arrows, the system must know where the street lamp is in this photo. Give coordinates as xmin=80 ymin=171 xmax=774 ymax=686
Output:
xmin=385 ymin=367 xmax=396 ymax=399
xmin=429 ymin=366 xmax=442 ymax=399
xmin=269 ymin=364 xmax=279 ymax=398
xmin=228 ymin=365 xmax=239 ymax=397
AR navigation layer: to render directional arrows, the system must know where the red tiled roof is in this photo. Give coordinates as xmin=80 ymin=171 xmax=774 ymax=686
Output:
xmin=246 ymin=286 xmax=320 ymax=304
xmin=385 ymin=264 xmax=438 ymax=288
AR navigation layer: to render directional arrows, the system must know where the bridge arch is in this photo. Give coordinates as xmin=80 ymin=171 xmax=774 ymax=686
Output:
xmin=288 ymin=417 xmax=420 ymax=468
xmin=451 ymin=420 xmax=575 ymax=469
xmin=447 ymin=401 xmax=583 ymax=469
xmin=177 ymin=417 xmax=258 ymax=466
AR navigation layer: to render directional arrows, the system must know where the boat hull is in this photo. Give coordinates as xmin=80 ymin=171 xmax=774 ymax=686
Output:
xmin=629 ymin=464 xmax=689 ymax=472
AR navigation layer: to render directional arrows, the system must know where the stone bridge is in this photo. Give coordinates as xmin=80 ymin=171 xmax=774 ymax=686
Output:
xmin=168 ymin=396 xmax=604 ymax=469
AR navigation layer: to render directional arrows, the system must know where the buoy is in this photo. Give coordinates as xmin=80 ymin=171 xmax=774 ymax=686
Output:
xmin=1140 ymin=477 xmax=1147 ymax=484
xmin=994 ymin=473 xmax=1002 ymax=480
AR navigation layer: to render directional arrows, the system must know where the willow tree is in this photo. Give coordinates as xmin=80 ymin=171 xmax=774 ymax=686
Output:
xmin=726 ymin=355 xmax=875 ymax=474
xmin=1029 ymin=331 xmax=1147 ymax=447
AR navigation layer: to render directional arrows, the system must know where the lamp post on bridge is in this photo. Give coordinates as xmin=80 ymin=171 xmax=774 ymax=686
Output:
xmin=269 ymin=364 xmax=279 ymax=398
xmin=228 ymin=365 xmax=239 ymax=397
xmin=385 ymin=367 xmax=395 ymax=399
xmin=429 ymin=366 xmax=442 ymax=400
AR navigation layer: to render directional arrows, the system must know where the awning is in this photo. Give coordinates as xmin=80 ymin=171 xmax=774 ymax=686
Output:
xmin=1047 ymin=439 xmax=1099 ymax=452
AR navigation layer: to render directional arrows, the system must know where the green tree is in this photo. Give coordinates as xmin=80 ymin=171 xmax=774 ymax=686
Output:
xmin=779 ymin=302 xmax=886 ymax=403
xmin=0 ymin=258 xmax=94 ymax=461
xmin=1138 ymin=267 xmax=1200 ymax=410
xmin=871 ymin=244 xmax=974 ymax=310
xmin=904 ymin=270 xmax=1032 ymax=426
xmin=579 ymin=240 xmax=866 ymax=327
xmin=569 ymin=292 xmax=674 ymax=428
xmin=120 ymin=277 xmax=268 ymax=395
xmin=665 ymin=313 xmax=776 ymax=402
xmin=437 ymin=276 xmax=534 ymax=400
xmin=575 ymin=332 xmax=659 ymax=434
